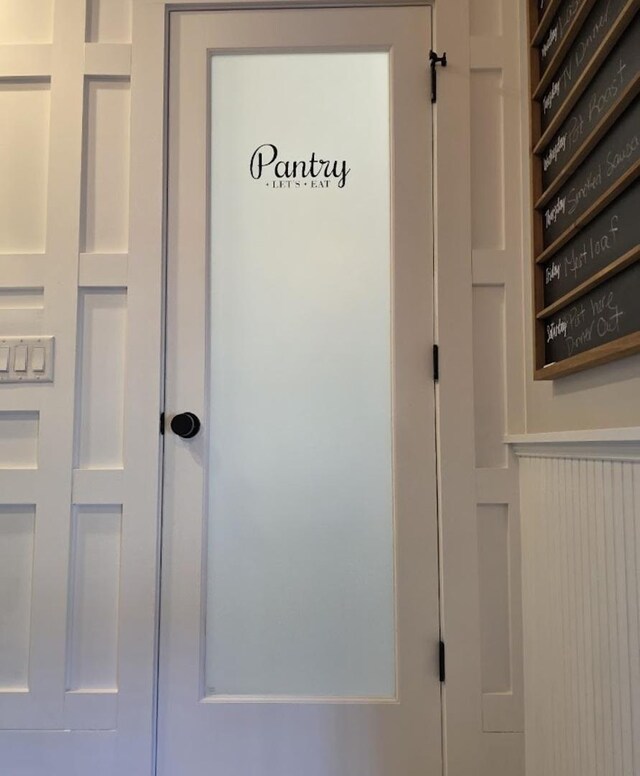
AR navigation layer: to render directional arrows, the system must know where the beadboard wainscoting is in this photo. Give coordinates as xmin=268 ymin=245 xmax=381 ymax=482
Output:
xmin=511 ymin=431 xmax=640 ymax=776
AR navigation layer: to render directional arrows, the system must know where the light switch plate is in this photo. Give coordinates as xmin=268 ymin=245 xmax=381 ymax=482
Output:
xmin=0 ymin=336 xmax=55 ymax=383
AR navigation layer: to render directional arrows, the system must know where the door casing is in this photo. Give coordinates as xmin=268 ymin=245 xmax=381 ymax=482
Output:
xmin=127 ymin=0 xmax=481 ymax=773
xmin=160 ymin=5 xmax=440 ymax=773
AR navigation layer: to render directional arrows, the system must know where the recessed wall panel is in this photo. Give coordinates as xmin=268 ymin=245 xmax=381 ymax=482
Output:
xmin=470 ymin=0 xmax=503 ymax=37
xmin=0 ymin=81 xmax=50 ymax=253
xmin=0 ymin=506 xmax=35 ymax=689
xmin=0 ymin=289 xmax=44 ymax=310
xmin=0 ymin=1 xmax=54 ymax=43
xmin=0 ymin=289 xmax=45 ymax=337
xmin=473 ymin=285 xmax=507 ymax=468
xmin=80 ymin=79 xmax=130 ymax=253
xmin=470 ymin=70 xmax=505 ymax=250
xmin=75 ymin=290 xmax=127 ymax=468
xmin=67 ymin=506 xmax=122 ymax=691
xmin=0 ymin=412 xmax=39 ymax=469
xmin=86 ymin=0 xmax=132 ymax=43
xmin=478 ymin=503 xmax=511 ymax=694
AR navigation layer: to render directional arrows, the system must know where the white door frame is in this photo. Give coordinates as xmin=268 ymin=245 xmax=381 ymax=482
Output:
xmin=127 ymin=0 xmax=480 ymax=773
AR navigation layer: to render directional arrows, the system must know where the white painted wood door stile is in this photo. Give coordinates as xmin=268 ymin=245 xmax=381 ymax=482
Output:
xmin=160 ymin=6 xmax=441 ymax=776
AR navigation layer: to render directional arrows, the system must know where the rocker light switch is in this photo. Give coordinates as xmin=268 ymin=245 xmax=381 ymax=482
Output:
xmin=0 ymin=337 xmax=54 ymax=383
xmin=31 ymin=347 xmax=46 ymax=372
xmin=14 ymin=345 xmax=28 ymax=372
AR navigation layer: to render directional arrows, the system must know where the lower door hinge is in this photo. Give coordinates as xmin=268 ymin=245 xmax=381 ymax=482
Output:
xmin=439 ymin=640 xmax=446 ymax=683
xmin=433 ymin=344 xmax=439 ymax=382
xmin=160 ymin=412 xmax=165 ymax=435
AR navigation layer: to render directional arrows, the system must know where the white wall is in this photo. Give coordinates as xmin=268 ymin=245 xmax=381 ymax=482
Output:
xmin=523 ymin=297 xmax=640 ymax=431
xmin=0 ymin=0 xmax=527 ymax=772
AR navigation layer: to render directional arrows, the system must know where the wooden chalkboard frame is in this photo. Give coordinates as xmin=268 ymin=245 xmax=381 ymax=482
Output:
xmin=528 ymin=0 xmax=640 ymax=379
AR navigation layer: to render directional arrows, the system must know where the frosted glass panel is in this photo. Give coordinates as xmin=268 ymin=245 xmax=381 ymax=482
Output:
xmin=207 ymin=51 xmax=394 ymax=697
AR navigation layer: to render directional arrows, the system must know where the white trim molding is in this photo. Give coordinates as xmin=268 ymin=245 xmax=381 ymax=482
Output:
xmin=507 ymin=427 xmax=640 ymax=461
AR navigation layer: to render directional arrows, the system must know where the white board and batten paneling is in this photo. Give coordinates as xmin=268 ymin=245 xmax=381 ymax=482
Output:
xmin=513 ymin=432 xmax=640 ymax=776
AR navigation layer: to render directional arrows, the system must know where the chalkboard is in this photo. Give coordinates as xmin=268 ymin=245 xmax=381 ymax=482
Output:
xmin=541 ymin=15 xmax=640 ymax=190
xmin=544 ymin=260 xmax=640 ymax=363
xmin=540 ymin=0 xmax=627 ymax=132
xmin=542 ymin=180 xmax=640 ymax=305
xmin=528 ymin=0 xmax=640 ymax=378
xmin=542 ymin=98 xmax=640 ymax=246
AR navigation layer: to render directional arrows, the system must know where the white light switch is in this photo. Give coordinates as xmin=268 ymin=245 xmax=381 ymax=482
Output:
xmin=31 ymin=346 xmax=46 ymax=372
xmin=14 ymin=345 xmax=28 ymax=372
xmin=0 ymin=337 xmax=54 ymax=383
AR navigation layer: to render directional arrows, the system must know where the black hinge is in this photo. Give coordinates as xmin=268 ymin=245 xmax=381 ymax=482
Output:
xmin=439 ymin=640 xmax=446 ymax=683
xmin=429 ymin=50 xmax=447 ymax=103
xmin=433 ymin=344 xmax=439 ymax=382
xmin=160 ymin=412 xmax=165 ymax=435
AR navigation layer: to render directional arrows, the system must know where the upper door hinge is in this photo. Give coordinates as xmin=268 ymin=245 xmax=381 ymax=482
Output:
xmin=433 ymin=344 xmax=439 ymax=382
xmin=439 ymin=640 xmax=446 ymax=683
xmin=429 ymin=50 xmax=447 ymax=103
xmin=160 ymin=412 xmax=165 ymax=435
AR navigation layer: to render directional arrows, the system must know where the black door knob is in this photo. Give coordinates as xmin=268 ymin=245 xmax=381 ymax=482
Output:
xmin=170 ymin=412 xmax=201 ymax=439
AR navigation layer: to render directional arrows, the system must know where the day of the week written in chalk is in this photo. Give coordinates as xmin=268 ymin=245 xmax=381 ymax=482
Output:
xmin=543 ymin=133 xmax=567 ymax=171
xmin=544 ymin=195 xmax=566 ymax=227
xmin=541 ymin=24 xmax=558 ymax=59
xmin=543 ymin=78 xmax=563 ymax=114
xmin=542 ymin=0 xmax=613 ymax=115
xmin=545 ymin=261 xmax=561 ymax=283
xmin=541 ymin=0 xmax=580 ymax=60
xmin=556 ymin=131 xmax=640 ymax=219
xmin=545 ymin=214 xmax=620 ymax=284
xmin=547 ymin=319 xmax=568 ymax=342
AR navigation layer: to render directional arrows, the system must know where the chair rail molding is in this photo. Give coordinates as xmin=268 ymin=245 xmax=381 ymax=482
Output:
xmin=507 ymin=428 xmax=640 ymax=461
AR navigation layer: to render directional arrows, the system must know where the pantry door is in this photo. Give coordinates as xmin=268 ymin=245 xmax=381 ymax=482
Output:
xmin=160 ymin=6 xmax=440 ymax=775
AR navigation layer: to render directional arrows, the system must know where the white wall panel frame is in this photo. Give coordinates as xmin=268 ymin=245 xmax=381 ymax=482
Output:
xmin=0 ymin=0 xmax=156 ymax=772
xmin=0 ymin=0 xmax=86 ymax=734
xmin=0 ymin=46 xmax=52 ymax=77
xmin=467 ymin=0 xmax=525 ymax=762
xmin=434 ymin=1 xmax=485 ymax=772
xmin=84 ymin=43 xmax=132 ymax=76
